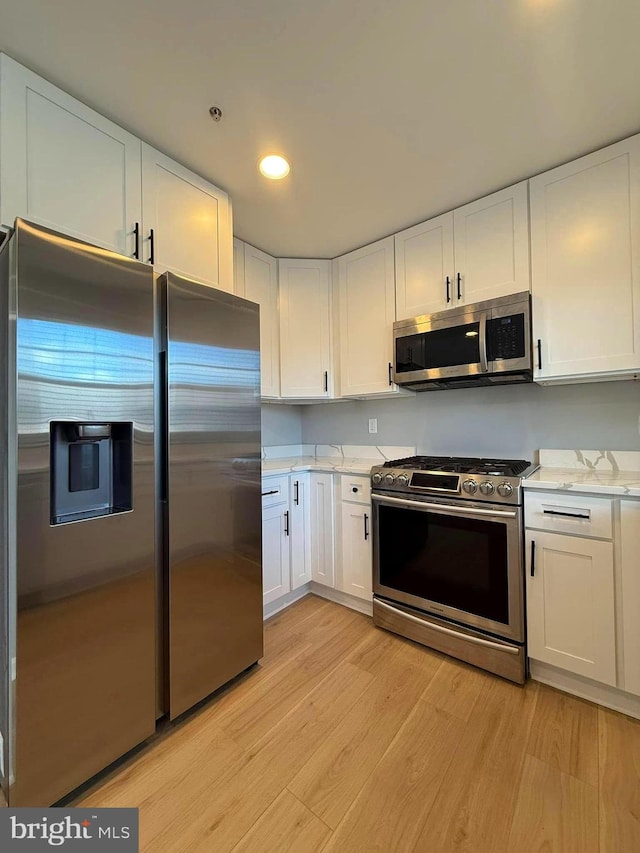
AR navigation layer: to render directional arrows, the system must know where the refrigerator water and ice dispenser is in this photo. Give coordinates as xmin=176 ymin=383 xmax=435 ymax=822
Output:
xmin=50 ymin=421 xmax=133 ymax=524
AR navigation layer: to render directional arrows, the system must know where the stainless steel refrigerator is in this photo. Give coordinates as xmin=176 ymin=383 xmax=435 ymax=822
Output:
xmin=0 ymin=219 xmax=263 ymax=806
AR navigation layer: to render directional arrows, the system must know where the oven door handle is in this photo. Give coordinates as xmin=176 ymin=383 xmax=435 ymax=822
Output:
xmin=371 ymin=492 xmax=518 ymax=519
xmin=376 ymin=599 xmax=520 ymax=655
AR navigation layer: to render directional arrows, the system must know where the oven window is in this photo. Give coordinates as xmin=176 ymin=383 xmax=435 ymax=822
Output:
xmin=378 ymin=504 xmax=509 ymax=624
xmin=395 ymin=322 xmax=481 ymax=373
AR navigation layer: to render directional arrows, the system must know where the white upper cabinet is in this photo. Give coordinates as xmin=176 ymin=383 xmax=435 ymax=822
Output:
xmin=530 ymin=135 xmax=640 ymax=382
xmin=336 ymin=236 xmax=400 ymax=397
xmin=0 ymin=55 xmax=232 ymax=291
xmin=0 ymin=53 xmax=141 ymax=256
xmin=233 ymin=237 xmax=246 ymax=297
xmin=395 ymin=212 xmax=454 ymax=318
xmin=142 ymin=144 xmax=232 ymax=291
xmin=395 ymin=182 xmax=529 ymax=320
xmin=279 ymin=259 xmax=332 ymax=398
xmin=453 ymin=181 xmax=530 ymax=305
xmin=243 ymin=243 xmax=280 ymax=398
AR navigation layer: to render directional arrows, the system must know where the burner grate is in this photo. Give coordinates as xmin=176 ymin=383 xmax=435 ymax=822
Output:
xmin=382 ymin=455 xmax=532 ymax=476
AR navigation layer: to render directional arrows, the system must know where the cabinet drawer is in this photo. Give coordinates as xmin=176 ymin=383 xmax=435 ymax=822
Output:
xmin=340 ymin=474 xmax=371 ymax=504
xmin=525 ymin=491 xmax=612 ymax=539
xmin=261 ymin=476 xmax=289 ymax=507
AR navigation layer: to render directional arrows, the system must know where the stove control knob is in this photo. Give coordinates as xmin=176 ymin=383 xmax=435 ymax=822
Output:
xmin=479 ymin=481 xmax=494 ymax=496
xmin=462 ymin=479 xmax=478 ymax=495
xmin=497 ymin=482 xmax=513 ymax=498
xmin=384 ymin=473 xmax=396 ymax=486
xmin=397 ymin=474 xmax=410 ymax=487
xmin=371 ymin=472 xmax=382 ymax=485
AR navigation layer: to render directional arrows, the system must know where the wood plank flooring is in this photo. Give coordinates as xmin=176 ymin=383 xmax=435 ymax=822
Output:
xmin=75 ymin=594 xmax=640 ymax=852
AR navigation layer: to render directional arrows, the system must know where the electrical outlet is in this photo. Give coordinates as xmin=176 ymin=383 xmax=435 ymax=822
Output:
xmin=368 ymin=418 xmax=377 ymax=434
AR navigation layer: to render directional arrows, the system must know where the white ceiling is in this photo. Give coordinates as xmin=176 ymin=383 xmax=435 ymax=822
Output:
xmin=2 ymin=0 xmax=640 ymax=258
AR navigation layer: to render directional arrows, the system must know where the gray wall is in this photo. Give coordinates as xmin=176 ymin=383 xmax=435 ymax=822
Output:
xmin=301 ymin=381 xmax=640 ymax=460
xmin=262 ymin=404 xmax=303 ymax=446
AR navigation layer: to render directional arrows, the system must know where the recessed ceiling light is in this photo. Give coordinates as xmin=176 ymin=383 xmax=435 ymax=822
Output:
xmin=259 ymin=154 xmax=290 ymax=180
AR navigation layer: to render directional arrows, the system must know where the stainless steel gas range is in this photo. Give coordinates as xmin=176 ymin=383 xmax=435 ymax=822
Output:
xmin=370 ymin=455 xmax=538 ymax=684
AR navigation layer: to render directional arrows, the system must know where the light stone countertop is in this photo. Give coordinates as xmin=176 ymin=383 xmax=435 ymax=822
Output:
xmin=523 ymin=449 xmax=640 ymax=498
xmin=261 ymin=444 xmax=415 ymax=478
xmin=262 ymin=456 xmax=382 ymax=476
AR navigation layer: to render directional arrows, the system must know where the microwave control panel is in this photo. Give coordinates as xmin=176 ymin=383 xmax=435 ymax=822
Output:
xmin=487 ymin=313 xmax=525 ymax=361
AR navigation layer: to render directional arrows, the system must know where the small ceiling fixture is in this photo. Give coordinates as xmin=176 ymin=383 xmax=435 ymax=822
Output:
xmin=259 ymin=154 xmax=290 ymax=180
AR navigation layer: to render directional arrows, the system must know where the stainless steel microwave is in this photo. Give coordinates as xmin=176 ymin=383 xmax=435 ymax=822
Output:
xmin=393 ymin=291 xmax=532 ymax=391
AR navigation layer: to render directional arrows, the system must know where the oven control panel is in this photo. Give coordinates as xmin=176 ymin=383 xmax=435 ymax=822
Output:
xmin=370 ymin=468 xmax=522 ymax=505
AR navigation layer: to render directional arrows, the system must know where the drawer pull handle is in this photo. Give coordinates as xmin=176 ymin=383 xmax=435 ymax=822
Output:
xmin=542 ymin=509 xmax=590 ymax=520
xmin=262 ymin=489 xmax=279 ymax=496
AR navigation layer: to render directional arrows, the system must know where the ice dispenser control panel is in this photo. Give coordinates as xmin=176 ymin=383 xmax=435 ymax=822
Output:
xmin=50 ymin=422 xmax=133 ymax=524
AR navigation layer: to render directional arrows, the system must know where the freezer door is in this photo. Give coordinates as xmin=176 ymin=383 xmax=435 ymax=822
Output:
xmin=10 ymin=219 xmax=156 ymax=806
xmin=164 ymin=273 xmax=262 ymax=720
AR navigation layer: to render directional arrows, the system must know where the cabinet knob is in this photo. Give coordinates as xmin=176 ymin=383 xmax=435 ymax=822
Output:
xmin=352 ymin=486 xmax=358 ymax=493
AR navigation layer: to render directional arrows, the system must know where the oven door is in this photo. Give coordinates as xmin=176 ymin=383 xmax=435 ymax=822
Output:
xmin=372 ymin=492 xmax=524 ymax=642
xmin=393 ymin=309 xmax=487 ymax=385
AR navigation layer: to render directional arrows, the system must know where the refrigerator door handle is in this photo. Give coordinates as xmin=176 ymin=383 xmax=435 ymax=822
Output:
xmin=159 ymin=350 xmax=168 ymax=502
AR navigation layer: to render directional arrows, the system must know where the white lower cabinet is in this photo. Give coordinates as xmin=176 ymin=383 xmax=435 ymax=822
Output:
xmin=290 ymin=474 xmax=311 ymax=590
xmin=620 ymin=500 xmax=640 ymax=695
xmin=261 ymin=475 xmax=290 ymax=605
xmin=525 ymin=529 xmax=616 ymax=685
xmin=310 ymin=473 xmax=335 ymax=587
xmin=338 ymin=474 xmax=372 ymax=602
xmin=262 ymin=473 xmax=313 ymax=606
xmin=261 ymin=501 xmax=291 ymax=606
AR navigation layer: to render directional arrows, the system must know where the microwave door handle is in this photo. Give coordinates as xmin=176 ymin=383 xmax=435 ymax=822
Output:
xmin=479 ymin=313 xmax=489 ymax=373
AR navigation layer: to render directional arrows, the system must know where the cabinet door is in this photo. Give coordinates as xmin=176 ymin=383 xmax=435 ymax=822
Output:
xmin=340 ymin=502 xmax=372 ymax=601
xmin=337 ymin=236 xmax=397 ymax=396
xmin=142 ymin=144 xmax=232 ymax=291
xmin=453 ymin=181 xmax=530 ymax=305
xmin=279 ymin=259 xmax=332 ymax=397
xmin=262 ymin=503 xmax=291 ymax=605
xmin=290 ymin=474 xmax=311 ymax=590
xmin=530 ymin=135 xmax=640 ymax=381
xmin=526 ymin=530 xmax=616 ymax=685
xmin=620 ymin=501 xmax=640 ymax=696
xmin=310 ymin=473 xmax=335 ymax=587
xmin=395 ymin=212 xmax=454 ymax=319
xmin=0 ymin=54 xmax=141 ymax=256
xmin=243 ymin=244 xmax=280 ymax=397
xmin=233 ymin=237 xmax=246 ymax=297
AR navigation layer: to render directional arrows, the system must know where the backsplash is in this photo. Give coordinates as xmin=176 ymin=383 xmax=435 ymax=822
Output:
xmin=262 ymin=444 xmax=415 ymax=461
xmin=539 ymin=449 xmax=640 ymax=472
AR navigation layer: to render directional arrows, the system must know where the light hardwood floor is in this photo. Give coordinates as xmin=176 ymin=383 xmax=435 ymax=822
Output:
xmin=75 ymin=594 xmax=640 ymax=852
